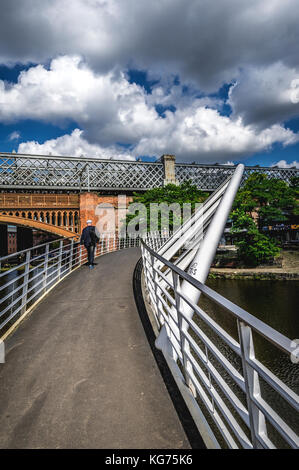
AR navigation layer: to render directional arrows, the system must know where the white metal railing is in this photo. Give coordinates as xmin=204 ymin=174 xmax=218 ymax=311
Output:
xmin=0 ymin=231 xmax=170 ymax=339
xmin=141 ymin=240 xmax=299 ymax=449
xmin=140 ymin=164 xmax=299 ymax=449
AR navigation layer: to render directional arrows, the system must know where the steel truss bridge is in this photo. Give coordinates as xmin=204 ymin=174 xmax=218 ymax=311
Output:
xmin=0 ymin=152 xmax=298 ymax=192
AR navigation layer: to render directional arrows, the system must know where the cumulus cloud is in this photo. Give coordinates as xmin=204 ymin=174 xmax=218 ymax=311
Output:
xmin=272 ymin=160 xmax=299 ymax=169
xmin=1 ymin=55 xmax=295 ymax=162
xmin=228 ymin=63 xmax=299 ymax=128
xmin=0 ymin=56 xmax=165 ymax=144
xmin=134 ymin=108 xmax=299 ymax=161
xmin=17 ymin=128 xmax=134 ymax=160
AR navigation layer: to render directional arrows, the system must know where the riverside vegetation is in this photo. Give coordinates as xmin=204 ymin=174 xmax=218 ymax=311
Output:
xmin=126 ymin=174 xmax=299 ymax=269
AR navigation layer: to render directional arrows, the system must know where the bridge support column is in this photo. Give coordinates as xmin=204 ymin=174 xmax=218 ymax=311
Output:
xmin=17 ymin=227 xmax=33 ymax=252
xmin=161 ymin=154 xmax=177 ymax=186
xmin=79 ymin=192 xmax=99 ymax=230
xmin=80 ymin=193 xmax=133 ymax=234
xmin=0 ymin=225 xmax=8 ymax=256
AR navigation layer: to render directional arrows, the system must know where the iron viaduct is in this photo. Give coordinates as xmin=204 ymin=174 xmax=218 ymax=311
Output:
xmin=0 ymin=152 xmax=298 ymax=244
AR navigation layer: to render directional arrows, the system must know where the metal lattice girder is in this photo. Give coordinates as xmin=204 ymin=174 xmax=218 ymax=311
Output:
xmin=176 ymin=164 xmax=235 ymax=190
xmin=0 ymin=152 xmax=298 ymax=191
xmin=176 ymin=163 xmax=299 ymax=189
xmin=0 ymin=153 xmax=164 ymax=191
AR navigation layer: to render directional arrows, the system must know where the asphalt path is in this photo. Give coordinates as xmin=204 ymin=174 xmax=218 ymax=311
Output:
xmin=0 ymin=248 xmax=190 ymax=449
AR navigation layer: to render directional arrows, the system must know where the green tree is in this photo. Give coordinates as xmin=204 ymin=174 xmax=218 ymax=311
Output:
xmin=230 ymin=209 xmax=280 ymax=266
xmin=233 ymin=173 xmax=297 ymax=228
xmin=125 ymin=181 xmax=208 ymax=232
xmin=230 ymin=173 xmax=298 ymax=266
xmin=289 ymin=176 xmax=299 ymax=215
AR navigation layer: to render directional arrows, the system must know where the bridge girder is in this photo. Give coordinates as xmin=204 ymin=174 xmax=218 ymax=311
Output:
xmin=0 ymin=215 xmax=78 ymax=239
xmin=0 ymin=152 xmax=298 ymax=192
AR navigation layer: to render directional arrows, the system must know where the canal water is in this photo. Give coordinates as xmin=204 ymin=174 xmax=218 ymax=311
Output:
xmin=206 ymin=279 xmax=299 ymax=341
xmin=196 ymin=278 xmax=299 ymax=447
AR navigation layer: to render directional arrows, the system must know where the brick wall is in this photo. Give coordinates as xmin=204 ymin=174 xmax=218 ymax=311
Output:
xmin=79 ymin=193 xmax=133 ymax=233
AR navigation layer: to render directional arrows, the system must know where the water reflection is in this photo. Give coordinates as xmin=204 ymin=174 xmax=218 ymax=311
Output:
xmin=195 ymin=279 xmax=299 ymax=446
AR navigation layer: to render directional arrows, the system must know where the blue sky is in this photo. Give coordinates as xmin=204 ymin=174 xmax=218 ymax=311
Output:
xmin=0 ymin=1 xmax=299 ymax=167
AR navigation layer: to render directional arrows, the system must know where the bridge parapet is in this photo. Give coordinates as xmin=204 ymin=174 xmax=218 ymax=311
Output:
xmin=0 ymin=193 xmax=79 ymax=208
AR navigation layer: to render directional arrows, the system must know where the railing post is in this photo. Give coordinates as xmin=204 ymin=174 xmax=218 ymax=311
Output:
xmin=143 ymin=247 xmax=154 ymax=302
xmin=69 ymin=239 xmax=74 ymax=272
xmin=57 ymin=240 xmax=63 ymax=280
xmin=43 ymin=243 xmax=49 ymax=293
xmin=141 ymin=245 xmax=151 ymax=306
xmin=79 ymin=244 xmax=83 ymax=266
xmin=150 ymin=253 xmax=166 ymax=330
xmin=237 ymin=320 xmax=268 ymax=449
xmin=172 ymin=270 xmax=197 ymax=397
xmin=21 ymin=250 xmax=31 ymax=314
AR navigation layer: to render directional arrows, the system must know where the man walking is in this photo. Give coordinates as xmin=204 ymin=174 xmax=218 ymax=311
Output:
xmin=80 ymin=219 xmax=99 ymax=269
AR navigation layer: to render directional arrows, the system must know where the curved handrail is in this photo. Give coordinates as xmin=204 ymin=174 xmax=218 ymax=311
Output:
xmin=141 ymin=239 xmax=299 ymax=449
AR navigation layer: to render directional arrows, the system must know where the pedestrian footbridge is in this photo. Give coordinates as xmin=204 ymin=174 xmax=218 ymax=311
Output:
xmin=0 ymin=164 xmax=298 ymax=449
xmin=0 ymin=248 xmax=193 ymax=449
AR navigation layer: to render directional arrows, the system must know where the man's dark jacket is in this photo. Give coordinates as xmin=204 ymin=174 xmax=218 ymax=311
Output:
xmin=80 ymin=226 xmax=99 ymax=247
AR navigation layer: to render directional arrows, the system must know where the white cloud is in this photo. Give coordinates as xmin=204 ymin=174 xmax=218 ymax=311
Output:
xmin=272 ymin=160 xmax=299 ymax=169
xmin=134 ymin=107 xmax=299 ymax=162
xmin=0 ymin=56 xmax=163 ymax=145
xmin=228 ymin=62 xmax=299 ymax=128
xmin=0 ymin=55 xmax=297 ymax=163
xmin=8 ymin=130 xmax=20 ymax=141
xmin=17 ymin=128 xmax=134 ymax=160
xmin=16 ymin=108 xmax=299 ymax=163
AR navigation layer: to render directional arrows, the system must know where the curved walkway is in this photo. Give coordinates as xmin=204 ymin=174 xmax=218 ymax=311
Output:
xmin=0 ymin=248 xmax=190 ymax=449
